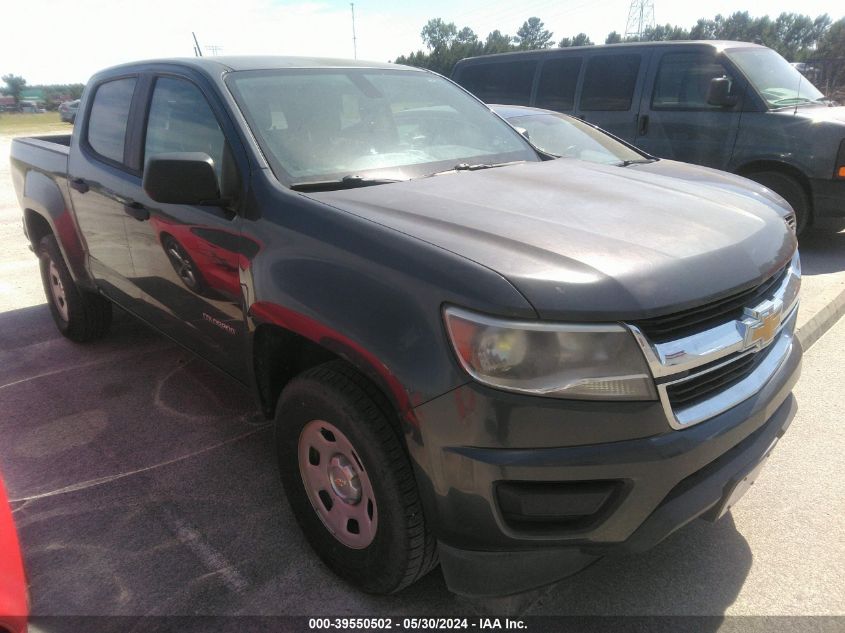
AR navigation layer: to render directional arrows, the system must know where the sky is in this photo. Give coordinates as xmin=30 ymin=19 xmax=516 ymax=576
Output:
xmin=2 ymin=0 xmax=841 ymax=85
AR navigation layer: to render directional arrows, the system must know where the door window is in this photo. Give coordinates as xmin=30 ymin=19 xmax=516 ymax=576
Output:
xmin=457 ymin=60 xmax=537 ymax=105
xmin=87 ymin=78 xmax=137 ymax=163
xmin=580 ymin=55 xmax=641 ymax=111
xmin=535 ymin=57 xmax=582 ymax=111
xmin=652 ymin=53 xmax=737 ymax=110
xmin=144 ymin=77 xmax=226 ymax=182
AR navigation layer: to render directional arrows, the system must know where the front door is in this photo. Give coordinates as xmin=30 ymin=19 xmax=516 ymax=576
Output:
xmin=634 ymin=49 xmax=744 ymax=170
xmin=123 ymin=75 xmax=249 ymax=379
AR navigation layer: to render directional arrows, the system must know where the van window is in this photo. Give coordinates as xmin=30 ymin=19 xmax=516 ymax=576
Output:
xmin=580 ymin=55 xmax=641 ymax=111
xmin=652 ymin=53 xmax=736 ymax=109
xmin=535 ymin=58 xmax=582 ymax=111
xmin=87 ymin=78 xmax=137 ymax=163
xmin=457 ymin=60 xmax=537 ymax=105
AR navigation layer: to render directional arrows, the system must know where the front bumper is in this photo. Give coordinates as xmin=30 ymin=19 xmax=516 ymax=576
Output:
xmin=409 ymin=334 xmax=801 ymax=596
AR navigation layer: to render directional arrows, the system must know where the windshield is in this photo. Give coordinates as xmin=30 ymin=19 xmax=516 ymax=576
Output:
xmin=505 ymin=112 xmax=645 ymax=165
xmin=727 ymin=48 xmax=825 ymax=108
xmin=227 ymin=68 xmax=538 ymax=185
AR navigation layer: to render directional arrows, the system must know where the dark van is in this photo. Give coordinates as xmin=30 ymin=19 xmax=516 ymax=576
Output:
xmin=453 ymin=41 xmax=845 ymax=233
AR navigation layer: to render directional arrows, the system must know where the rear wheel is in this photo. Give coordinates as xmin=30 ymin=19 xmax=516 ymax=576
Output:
xmin=37 ymin=234 xmax=112 ymax=342
xmin=275 ymin=361 xmax=437 ymax=594
xmin=744 ymin=170 xmax=811 ymax=236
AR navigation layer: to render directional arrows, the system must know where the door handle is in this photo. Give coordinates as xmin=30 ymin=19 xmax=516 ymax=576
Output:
xmin=70 ymin=178 xmax=89 ymax=194
xmin=638 ymin=114 xmax=650 ymax=136
xmin=123 ymin=201 xmax=150 ymax=221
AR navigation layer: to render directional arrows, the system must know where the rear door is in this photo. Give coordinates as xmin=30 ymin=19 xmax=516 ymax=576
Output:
xmin=68 ymin=76 xmax=141 ymax=301
xmin=454 ymin=58 xmax=538 ymax=106
xmin=533 ymin=55 xmax=583 ymax=115
xmin=575 ymin=50 xmax=651 ymax=142
xmin=122 ymin=73 xmax=251 ymax=380
xmin=634 ymin=48 xmax=744 ymax=169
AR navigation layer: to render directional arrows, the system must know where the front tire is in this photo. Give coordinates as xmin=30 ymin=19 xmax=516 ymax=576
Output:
xmin=745 ymin=170 xmax=811 ymax=236
xmin=275 ymin=361 xmax=437 ymax=594
xmin=37 ymin=234 xmax=112 ymax=342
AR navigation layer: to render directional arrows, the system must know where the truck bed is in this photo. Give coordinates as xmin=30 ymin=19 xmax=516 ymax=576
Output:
xmin=10 ymin=135 xmax=71 ymax=182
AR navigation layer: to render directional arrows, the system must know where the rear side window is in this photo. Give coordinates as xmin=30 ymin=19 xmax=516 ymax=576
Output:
xmin=580 ymin=55 xmax=641 ymax=111
xmin=535 ymin=57 xmax=582 ymax=111
xmin=652 ymin=53 xmax=737 ymax=110
xmin=87 ymin=78 xmax=137 ymax=163
xmin=457 ymin=60 xmax=537 ymax=105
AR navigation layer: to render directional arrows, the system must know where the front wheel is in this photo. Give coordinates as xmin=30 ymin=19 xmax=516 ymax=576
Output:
xmin=275 ymin=361 xmax=437 ymax=594
xmin=744 ymin=170 xmax=811 ymax=236
xmin=37 ymin=234 xmax=112 ymax=342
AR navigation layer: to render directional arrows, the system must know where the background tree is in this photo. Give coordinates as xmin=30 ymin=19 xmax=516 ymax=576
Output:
xmin=421 ymin=18 xmax=458 ymax=50
xmin=815 ymin=17 xmax=845 ymax=97
xmin=559 ymin=33 xmax=594 ymax=47
xmin=515 ymin=17 xmax=554 ymax=50
xmin=484 ymin=30 xmax=515 ymax=54
xmin=605 ymin=31 xmax=623 ymax=44
xmin=1 ymin=74 xmax=26 ymax=105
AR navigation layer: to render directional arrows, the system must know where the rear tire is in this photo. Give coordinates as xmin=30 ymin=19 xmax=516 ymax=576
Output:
xmin=275 ymin=361 xmax=438 ymax=594
xmin=744 ymin=170 xmax=811 ymax=236
xmin=37 ymin=234 xmax=112 ymax=342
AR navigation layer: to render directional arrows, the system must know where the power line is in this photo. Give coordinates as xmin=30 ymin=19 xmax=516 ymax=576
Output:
xmin=205 ymin=45 xmax=223 ymax=56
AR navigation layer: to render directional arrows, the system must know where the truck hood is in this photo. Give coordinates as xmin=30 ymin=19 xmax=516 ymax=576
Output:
xmin=629 ymin=159 xmax=794 ymax=217
xmin=309 ymin=159 xmax=795 ymax=321
xmin=789 ymin=104 xmax=845 ymax=124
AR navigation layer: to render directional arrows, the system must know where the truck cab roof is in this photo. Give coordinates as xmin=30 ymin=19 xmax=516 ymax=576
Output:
xmin=92 ymin=56 xmax=413 ymax=80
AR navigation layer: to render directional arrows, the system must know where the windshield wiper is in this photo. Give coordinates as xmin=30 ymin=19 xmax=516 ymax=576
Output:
xmin=770 ymin=96 xmax=822 ymax=107
xmin=423 ymin=160 xmax=525 ymax=178
xmin=290 ymin=175 xmax=402 ymax=192
xmin=617 ymin=158 xmax=657 ymax=167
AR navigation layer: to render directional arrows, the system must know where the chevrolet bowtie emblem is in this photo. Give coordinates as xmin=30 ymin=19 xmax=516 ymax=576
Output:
xmin=739 ymin=299 xmax=783 ymax=351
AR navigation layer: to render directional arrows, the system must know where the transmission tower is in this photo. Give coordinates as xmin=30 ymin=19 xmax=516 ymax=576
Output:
xmin=624 ymin=0 xmax=655 ymax=40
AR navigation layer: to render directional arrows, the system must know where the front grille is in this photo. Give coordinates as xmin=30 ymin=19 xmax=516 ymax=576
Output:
xmin=634 ymin=265 xmax=788 ymax=343
xmin=784 ymin=214 xmax=797 ymax=233
xmin=665 ymin=347 xmax=771 ymax=409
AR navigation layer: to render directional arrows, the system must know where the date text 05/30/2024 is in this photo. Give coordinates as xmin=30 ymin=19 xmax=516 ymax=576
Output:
xmin=308 ymin=618 xmax=528 ymax=630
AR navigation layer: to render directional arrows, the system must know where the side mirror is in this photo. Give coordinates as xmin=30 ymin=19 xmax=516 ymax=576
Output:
xmin=143 ymin=152 xmax=221 ymax=205
xmin=706 ymin=77 xmax=738 ymax=107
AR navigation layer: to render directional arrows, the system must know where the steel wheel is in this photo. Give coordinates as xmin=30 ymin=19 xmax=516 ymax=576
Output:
xmin=37 ymin=234 xmax=112 ymax=342
xmin=48 ymin=259 xmax=69 ymax=322
xmin=298 ymin=419 xmax=378 ymax=549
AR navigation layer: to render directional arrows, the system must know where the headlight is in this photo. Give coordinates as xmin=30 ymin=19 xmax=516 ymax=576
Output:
xmin=443 ymin=306 xmax=656 ymax=400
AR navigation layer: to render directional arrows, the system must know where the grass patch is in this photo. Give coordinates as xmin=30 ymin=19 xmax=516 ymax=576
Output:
xmin=0 ymin=112 xmax=70 ymax=137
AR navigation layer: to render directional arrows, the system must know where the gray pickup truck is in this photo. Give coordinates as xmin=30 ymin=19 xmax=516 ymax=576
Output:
xmin=10 ymin=56 xmax=801 ymax=597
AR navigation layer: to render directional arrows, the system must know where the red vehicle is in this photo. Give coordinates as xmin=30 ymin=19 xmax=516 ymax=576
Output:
xmin=150 ymin=216 xmax=260 ymax=301
xmin=0 ymin=475 xmax=27 ymax=633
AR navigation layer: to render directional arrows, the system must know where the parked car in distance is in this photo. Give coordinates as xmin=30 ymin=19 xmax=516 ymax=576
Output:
xmin=59 ymin=99 xmax=80 ymax=123
xmin=11 ymin=56 xmax=801 ymax=597
xmin=453 ymin=41 xmax=845 ymax=234
xmin=17 ymin=101 xmax=39 ymax=114
xmin=492 ymin=104 xmax=797 ymax=232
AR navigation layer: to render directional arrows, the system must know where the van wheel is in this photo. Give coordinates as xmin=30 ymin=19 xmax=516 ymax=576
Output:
xmin=275 ymin=361 xmax=438 ymax=594
xmin=744 ymin=171 xmax=810 ymax=236
xmin=37 ymin=234 xmax=112 ymax=342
